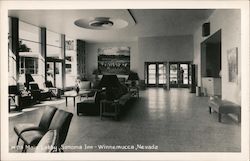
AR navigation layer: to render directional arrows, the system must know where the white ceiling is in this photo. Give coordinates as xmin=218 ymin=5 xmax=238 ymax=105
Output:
xmin=8 ymin=9 xmax=213 ymax=43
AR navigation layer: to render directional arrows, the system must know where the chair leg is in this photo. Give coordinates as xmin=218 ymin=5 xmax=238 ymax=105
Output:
xmin=218 ymin=113 xmax=222 ymax=122
xmin=16 ymin=136 xmax=20 ymax=146
xmin=238 ymin=114 xmax=241 ymax=123
xmin=57 ymin=146 xmax=63 ymax=152
xmin=22 ymin=144 xmax=27 ymax=152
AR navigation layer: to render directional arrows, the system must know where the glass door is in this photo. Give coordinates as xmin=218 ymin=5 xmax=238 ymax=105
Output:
xmin=169 ymin=62 xmax=190 ymax=88
xmin=146 ymin=62 xmax=167 ymax=87
xmin=46 ymin=60 xmax=63 ymax=88
xmin=148 ymin=64 xmax=156 ymax=85
xmin=55 ymin=62 xmax=63 ymax=88
xmin=179 ymin=64 xmax=189 ymax=87
xmin=158 ymin=63 xmax=166 ymax=85
xmin=170 ymin=63 xmax=178 ymax=87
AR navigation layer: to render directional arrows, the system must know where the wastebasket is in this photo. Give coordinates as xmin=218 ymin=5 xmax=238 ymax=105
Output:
xmin=196 ymin=86 xmax=201 ymax=96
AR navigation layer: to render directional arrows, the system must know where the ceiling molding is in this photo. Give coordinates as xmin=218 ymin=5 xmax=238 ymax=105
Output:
xmin=127 ymin=9 xmax=137 ymax=25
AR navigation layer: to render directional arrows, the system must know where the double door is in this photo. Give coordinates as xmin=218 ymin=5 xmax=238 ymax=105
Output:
xmin=146 ymin=62 xmax=167 ymax=87
xmin=169 ymin=62 xmax=190 ymax=88
xmin=146 ymin=62 xmax=191 ymax=88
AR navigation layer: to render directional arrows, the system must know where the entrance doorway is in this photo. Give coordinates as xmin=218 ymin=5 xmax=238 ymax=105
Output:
xmin=46 ymin=58 xmax=63 ymax=88
xmin=146 ymin=62 xmax=167 ymax=87
xmin=169 ymin=62 xmax=190 ymax=88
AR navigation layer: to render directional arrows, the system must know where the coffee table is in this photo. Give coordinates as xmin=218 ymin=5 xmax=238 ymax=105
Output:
xmin=64 ymin=90 xmax=92 ymax=106
xmin=64 ymin=91 xmax=78 ymax=106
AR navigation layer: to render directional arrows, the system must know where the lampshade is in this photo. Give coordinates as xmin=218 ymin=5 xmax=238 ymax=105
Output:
xmin=25 ymin=74 xmax=34 ymax=82
xmin=127 ymin=72 xmax=139 ymax=81
xmin=98 ymin=75 xmax=120 ymax=89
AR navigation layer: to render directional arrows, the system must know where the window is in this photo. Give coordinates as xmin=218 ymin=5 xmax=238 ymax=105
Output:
xmin=19 ymin=57 xmax=38 ymax=74
xmin=65 ymin=37 xmax=77 ymax=87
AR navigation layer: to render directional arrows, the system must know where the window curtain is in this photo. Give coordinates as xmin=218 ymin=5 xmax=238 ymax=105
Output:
xmin=77 ymin=40 xmax=86 ymax=79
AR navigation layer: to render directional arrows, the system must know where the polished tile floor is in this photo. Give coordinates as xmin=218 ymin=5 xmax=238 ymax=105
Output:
xmin=9 ymin=88 xmax=241 ymax=152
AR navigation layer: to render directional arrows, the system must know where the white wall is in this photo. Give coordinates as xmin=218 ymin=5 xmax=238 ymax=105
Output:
xmin=85 ymin=35 xmax=193 ymax=81
xmin=193 ymin=9 xmax=241 ymax=104
xmin=137 ymin=35 xmax=194 ymax=78
xmin=85 ymin=41 xmax=138 ymax=80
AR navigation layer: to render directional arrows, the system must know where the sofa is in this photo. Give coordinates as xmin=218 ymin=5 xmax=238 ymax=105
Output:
xmin=77 ymin=83 xmax=132 ymax=116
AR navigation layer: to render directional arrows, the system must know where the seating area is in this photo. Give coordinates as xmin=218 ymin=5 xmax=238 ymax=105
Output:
xmin=76 ymin=76 xmax=133 ymax=119
xmin=4 ymin=6 xmax=246 ymax=160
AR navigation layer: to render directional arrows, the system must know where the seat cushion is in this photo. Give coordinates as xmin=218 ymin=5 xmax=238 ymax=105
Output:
xmin=119 ymin=93 xmax=131 ymax=106
xmin=35 ymin=130 xmax=59 ymax=152
xmin=14 ymin=123 xmax=40 ymax=135
xmin=82 ymin=99 xmax=95 ymax=104
xmin=209 ymin=97 xmax=241 ymax=114
xmin=79 ymin=81 xmax=91 ymax=90
xmin=20 ymin=130 xmax=46 ymax=146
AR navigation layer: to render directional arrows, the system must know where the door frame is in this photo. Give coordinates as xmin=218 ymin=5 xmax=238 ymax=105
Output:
xmin=169 ymin=61 xmax=191 ymax=88
xmin=145 ymin=62 xmax=166 ymax=87
xmin=46 ymin=57 xmax=63 ymax=88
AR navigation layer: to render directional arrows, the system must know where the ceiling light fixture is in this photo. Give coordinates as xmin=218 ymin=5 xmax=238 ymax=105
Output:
xmin=74 ymin=17 xmax=128 ymax=30
xmin=89 ymin=17 xmax=114 ymax=28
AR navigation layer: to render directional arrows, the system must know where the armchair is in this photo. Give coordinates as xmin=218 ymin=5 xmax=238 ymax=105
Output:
xmin=9 ymin=85 xmax=21 ymax=111
xmin=9 ymin=85 xmax=34 ymax=111
xmin=29 ymin=82 xmax=52 ymax=102
xmin=34 ymin=130 xmax=59 ymax=152
xmin=44 ymin=81 xmax=61 ymax=98
xmin=15 ymin=106 xmax=73 ymax=152
xmin=14 ymin=106 xmax=57 ymax=146
xmin=76 ymin=90 xmax=101 ymax=116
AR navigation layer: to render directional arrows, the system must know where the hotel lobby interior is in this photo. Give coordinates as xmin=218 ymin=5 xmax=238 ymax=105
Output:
xmin=4 ymin=7 xmax=246 ymax=156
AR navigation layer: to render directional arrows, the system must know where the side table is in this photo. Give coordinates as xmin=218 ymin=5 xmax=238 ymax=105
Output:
xmin=100 ymin=99 xmax=120 ymax=120
xmin=129 ymin=86 xmax=139 ymax=98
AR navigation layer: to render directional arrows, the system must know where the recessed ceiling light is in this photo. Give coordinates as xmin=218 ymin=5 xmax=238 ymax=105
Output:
xmin=74 ymin=17 xmax=128 ymax=30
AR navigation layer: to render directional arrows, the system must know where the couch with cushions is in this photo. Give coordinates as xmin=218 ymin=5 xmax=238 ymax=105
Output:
xmin=77 ymin=82 xmax=132 ymax=116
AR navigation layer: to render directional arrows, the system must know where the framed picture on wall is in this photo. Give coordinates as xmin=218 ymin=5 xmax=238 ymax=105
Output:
xmin=65 ymin=40 xmax=75 ymax=50
xmin=97 ymin=46 xmax=130 ymax=75
xmin=227 ymin=47 xmax=238 ymax=82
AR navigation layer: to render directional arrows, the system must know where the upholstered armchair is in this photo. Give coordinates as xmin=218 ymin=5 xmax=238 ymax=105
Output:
xmin=44 ymin=81 xmax=61 ymax=98
xmin=34 ymin=130 xmax=59 ymax=152
xmin=76 ymin=90 xmax=102 ymax=116
xmin=29 ymin=82 xmax=52 ymax=102
xmin=14 ymin=106 xmax=73 ymax=152
xmin=9 ymin=85 xmax=34 ymax=111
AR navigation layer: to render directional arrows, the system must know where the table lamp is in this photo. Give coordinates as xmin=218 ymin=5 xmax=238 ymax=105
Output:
xmin=127 ymin=72 xmax=139 ymax=86
xmin=98 ymin=75 xmax=120 ymax=100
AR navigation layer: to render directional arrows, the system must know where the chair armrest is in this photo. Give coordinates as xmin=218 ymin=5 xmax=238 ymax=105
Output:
xmin=20 ymin=127 xmax=44 ymax=134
